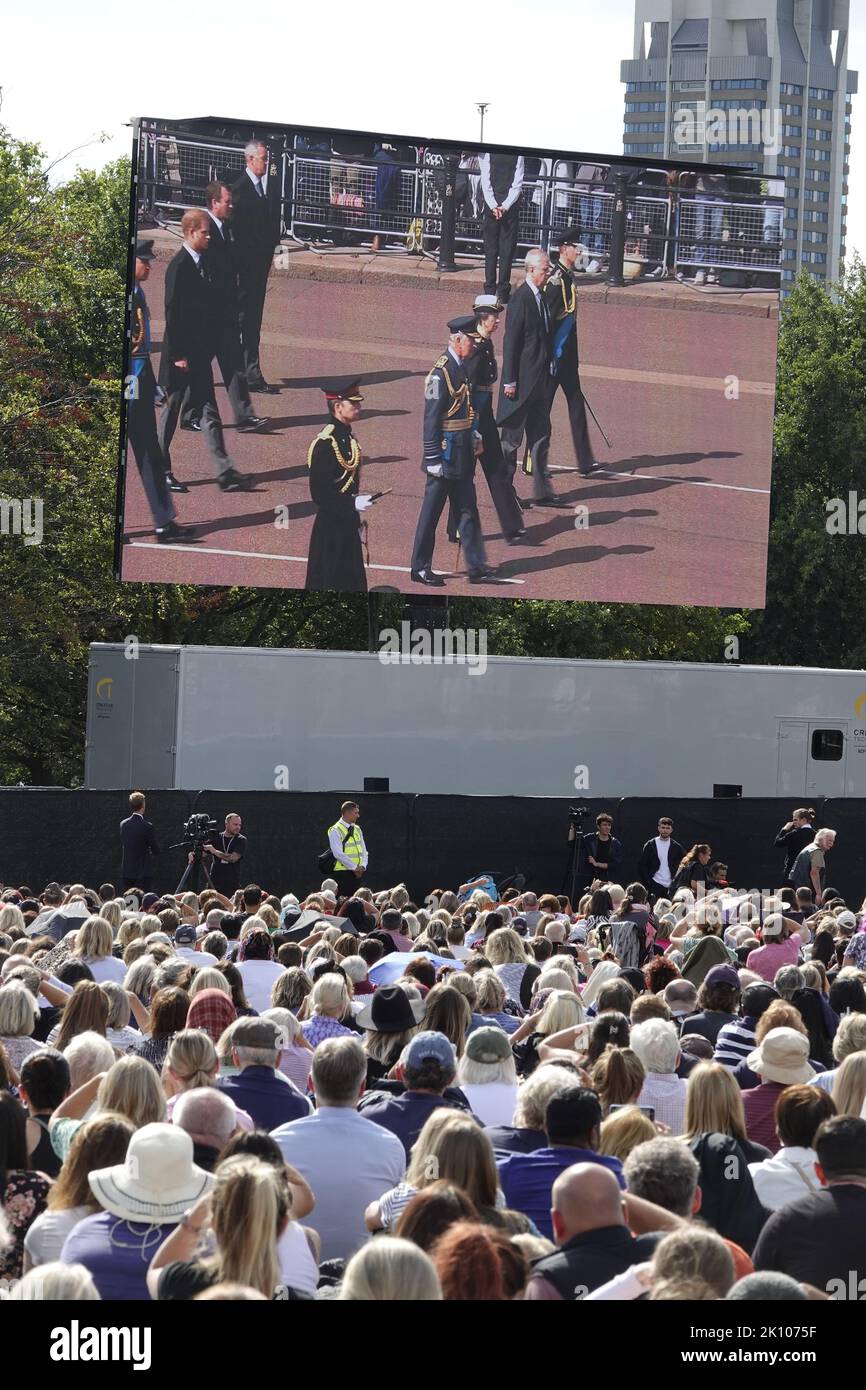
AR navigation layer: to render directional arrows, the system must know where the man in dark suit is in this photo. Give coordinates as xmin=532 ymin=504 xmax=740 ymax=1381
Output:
xmin=157 ymin=210 xmax=252 ymax=493
xmin=231 ymin=141 xmax=282 ymax=393
xmin=544 ymin=233 xmax=596 ymax=477
xmin=774 ymin=808 xmax=816 ymax=879
xmin=198 ymin=181 xmax=268 ymax=434
xmin=127 ymin=240 xmax=195 ymax=544
xmin=637 ymin=817 xmax=686 ymax=903
xmin=120 ymin=791 xmax=160 ymax=892
xmin=497 ymin=248 xmax=568 ymax=508
xmin=410 ymin=316 xmax=493 ymax=586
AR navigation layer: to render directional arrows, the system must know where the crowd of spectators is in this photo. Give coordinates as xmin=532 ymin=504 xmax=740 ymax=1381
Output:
xmin=2 ymin=868 xmax=866 ymax=1301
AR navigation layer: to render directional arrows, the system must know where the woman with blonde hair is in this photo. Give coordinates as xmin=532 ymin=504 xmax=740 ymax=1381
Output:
xmin=599 ymin=1104 xmax=657 ymax=1161
xmin=472 ymin=970 xmax=519 ymax=1035
xmin=101 ymin=980 xmax=140 ymax=1053
xmin=340 ymin=1238 xmax=442 ymax=1301
xmin=72 ymin=916 xmax=127 ymax=984
xmin=0 ymin=983 xmax=44 ymax=1070
xmin=255 ymin=904 xmax=280 ymax=934
xmin=0 ymin=904 xmax=26 ymax=937
xmin=366 ymin=1110 xmax=501 ymax=1231
xmin=48 ymin=981 xmax=110 ymax=1051
xmin=11 ymin=1261 xmax=101 ymax=1300
xmin=97 ymin=1055 xmax=167 ymax=1128
xmin=147 ymin=1157 xmax=289 ymax=1300
xmin=683 ymin=1061 xmax=768 ymax=1160
xmin=188 ymin=968 xmax=233 ymax=1000
xmin=163 ymin=1028 xmax=254 ymax=1130
xmin=420 ymin=984 xmax=472 ymax=1058
xmin=117 ymin=918 xmax=143 ymax=952
xmin=300 ymin=973 xmax=355 ymax=1048
xmin=100 ymin=900 xmax=123 ymax=933
xmin=591 ymin=1046 xmax=645 ymax=1114
xmin=510 ymin=990 xmax=586 ymax=1076
xmin=271 ymin=967 xmax=312 ymax=1018
xmin=831 ymin=1051 xmax=866 ymax=1117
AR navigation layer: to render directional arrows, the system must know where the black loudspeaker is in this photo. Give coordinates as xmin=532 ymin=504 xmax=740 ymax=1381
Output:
xmin=364 ymin=777 xmax=389 ymax=793
xmin=713 ymin=784 xmax=742 ymax=798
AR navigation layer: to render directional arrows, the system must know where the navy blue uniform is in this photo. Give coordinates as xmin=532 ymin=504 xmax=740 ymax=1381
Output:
xmin=544 ymin=261 xmax=595 ymax=474
xmin=463 ymin=331 xmax=524 ymax=536
xmin=410 ymin=350 xmax=486 ymax=575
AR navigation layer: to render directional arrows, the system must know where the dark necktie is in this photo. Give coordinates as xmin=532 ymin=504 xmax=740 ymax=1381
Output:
xmin=256 ymin=178 xmax=265 ymax=199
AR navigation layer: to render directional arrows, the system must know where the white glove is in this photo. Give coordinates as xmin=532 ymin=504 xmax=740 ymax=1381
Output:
xmin=355 ymin=494 xmax=373 ymax=512
xmin=425 ymin=463 xmax=444 ymax=478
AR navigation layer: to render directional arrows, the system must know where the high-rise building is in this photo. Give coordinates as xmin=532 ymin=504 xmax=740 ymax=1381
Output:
xmin=621 ymin=1 xmax=856 ymax=286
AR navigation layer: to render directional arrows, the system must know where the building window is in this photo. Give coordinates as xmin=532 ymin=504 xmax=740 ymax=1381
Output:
xmin=624 ymin=122 xmax=665 ymax=133
xmin=626 ymin=81 xmax=665 ymax=92
xmin=806 ymin=170 xmax=831 ymax=182
xmin=811 ymin=729 xmax=843 ymax=760
xmin=808 ymin=148 xmax=831 ymax=162
xmin=626 ymin=101 xmax=667 ymax=112
xmin=780 ymin=83 xmax=803 ymax=96
xmin=808 ymin=127 xmax=832 ymax=141
xmin=782 ymin=125 xmax=802 ymax=137
xmin=781 ymin=147 xmax=802 ymax=158
xmin=710 ymin=78 xmax=767 ymax=91
xmin=801 ymin=252 xmax=827 ymax=265
xmin=778 ymin=165 xmax=800 ymax=179
xmin=804 ymin=190 xmax=830 ymax=203
xmin=808 ymin=87 xmax=833 ymax=101
xmin=802 ymin=231 xmax=827 ymax=243
xmin=624 ymin=143 xmax=664 ymax=154
xmin=781 ymin=104 xmax=801 ymax=117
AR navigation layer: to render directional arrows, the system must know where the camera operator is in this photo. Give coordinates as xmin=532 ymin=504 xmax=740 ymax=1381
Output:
xmin=200 ymin=812 xmax=247 ymax=897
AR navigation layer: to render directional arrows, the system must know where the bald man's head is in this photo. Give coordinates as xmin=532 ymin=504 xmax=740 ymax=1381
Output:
xmin=550 ymin=1162 xmax=626 ymax=1245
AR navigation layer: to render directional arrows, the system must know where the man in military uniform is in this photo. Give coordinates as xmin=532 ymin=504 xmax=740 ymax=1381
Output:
xmin=544 ymin=233 xmax=597 ymax=477
xmin=410 ymin=316 xmax=494 ymax=587
xmin=127 ymin=241 xmax=195 ymax=544
xmin=305 ymin=379 xmax=371 ymax=593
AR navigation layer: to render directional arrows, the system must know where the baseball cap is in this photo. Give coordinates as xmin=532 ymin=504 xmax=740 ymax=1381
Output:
xmin=836 ymin=910 xmax=857 ymax=930
xmin=174 ymin=923 xmax=197 ymax=946
xmin=232 ymin=1017 xmax=281 ymax=1050
xmin=464 ymin=1026 xmax=512 ymax=1065
xmin=704 ymin=964 xmax=740 ymax=989
xmin=141 ymin=893 xmax=159 ymax=910
xmin=405 ymin=1030 xmax=456 ymax=1071
xmin=760 ymin=915 xmax=785 ymax=939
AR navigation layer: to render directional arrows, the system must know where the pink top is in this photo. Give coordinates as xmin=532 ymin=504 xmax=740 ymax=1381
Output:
xmin=745 ymin=935 xmax=801 ymax=982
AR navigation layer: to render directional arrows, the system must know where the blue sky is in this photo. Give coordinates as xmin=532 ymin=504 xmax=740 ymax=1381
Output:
xmin=3 ymin=0 xmax=864 ymax=265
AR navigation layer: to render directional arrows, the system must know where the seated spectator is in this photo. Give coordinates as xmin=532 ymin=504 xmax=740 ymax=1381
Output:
xmin=395 ymin=1181 xmax=479 ymax=1252
xmin=598 ymin=1105 xmax=657 ymax=1162
xmin=432 ymin=1221 xmax=527 ymax=1301
xmin=524 ymin=1164 xmax=664 ymax=1300
xmin=173 ymin=922 xmax=219 ymax=969
xmin=590 ymin=1046 xmax=646 ymax=1115
xmin=809 ymin=1012 xmax=866 ymax=1095
xmin=680 ymin=966 xmax=740 ymax=1047
xmin=359 ymin=1031 xmax=466 ymax=1158
xmin=684 ymin=1061 xmax=771 ymax=1163
xmin=485 ymin=1062 xmax=577 ymax=1155
xmin=753 ymin=1115 xmax=866 ymax=1291
xmin=71 ymin=916 xmax=127 ymax=984
xmin=468 ymin=970 xmax=520 ymax=1035
xmin=18 ymin=1049 xmax=70 ymax=1178
xmin=648 ymin=1225 xmax=736 ymax=1301
xmin=217 ymin=1017 xmax=310 ymax=1131
xmin=356 ymin=984 xmax=424 ymax=1087
xmin=9 ymin=1260 xmax=101 ymax=1300
xmin=727 ymin=1271 xmax=809 ymax=1301
xmin=748 ymin=1083 xmax=835 ymax=1211
xmin=663 ymin=979 xmax=699 ymax=1033
xmin=497 ymin=1087 xmax=625 ymax=1239
xmin=48 ymin=981 xmax=110 ymax=1050
xmin=713 ymin=982 xmax=779 ymax=1069
xmin=630 ymin=1019 xmax=688 ymax=1135
xmin=0 ymin=1091 xmax=52 ymax=1280
xmin=272 ymin=1036 xmax=405 ymax=1262
xmin=60 ymin=1122 xmax=213 ymax=1300
xmin=831 ymin=1052 xmax=866 ymax=1118
xmin=216 ymin=1129 xmax=317 ymax=1296
xmin=512 ymin=990 xmax=585 ymax=1077
xmin=0 ymin=982 xmax=45 ymax=1070
xmin=259 ymin=1007 xmax=314 ymax=1095
xmin=271 ymin=967 xmax=312 ymax=1019
xmin=773 ymin=964 xmax=805 ymax=1001
xmin=742 ymin=1028 xmax=815 ymax=1153
xmin=366 ymin=1109 xmax=500 ymax=1233
xmin=186 ymin=988 xmax=237 ymax=1046
xmin=100 ymin=981 xmax=140 ymax=1053
xmin=340 ymin=1236 xmax=442 ymax=1301
xmin=171 ymin=1088 xmax=239 ymax=1172
xmin=420 ymin=984 xmax=472 ymax=1059
xmin=301 ymin=974 xmax=357 ymax=1049
xmin=746 ymin=916 xmax=803 ymax=983
xmin=235 ymin=929 xmax=285 ymax=1015
xmin=24 ymin=1114 xmax=134 ymax=1270
xmin=63 ymin=1030 xmax=115 ymax=1094
xmin=486 ymin=928 xmax=540 ymax=1012
xmin=132 ymin=986 xmax=190 ymax=1071
xmin=790 ymin=986 xmax=836 ymax=1069
xmin=456 ymin=1026 xmax=519 ymax=1127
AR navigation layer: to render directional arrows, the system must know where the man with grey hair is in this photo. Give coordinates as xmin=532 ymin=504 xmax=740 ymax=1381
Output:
xmin=230 ymin=140 xmax=281 ymax=393
xmin=623 ymin=1137 xmax=701 ymax=1219
xmin=217 ymin=1017 xmax=310 ymax=1131
xmin=497 ymin=248 xmax=567 ymax=509
xmin=173 ymin=1087 xmax=238 ymax=1171
xmin=630 ymin=1018 xmax=688 ymax=1134
xmin=272 ymin=1036 xmax=405 ymax=1261
xmin=788 ymin=827 xmax=836 ymax=903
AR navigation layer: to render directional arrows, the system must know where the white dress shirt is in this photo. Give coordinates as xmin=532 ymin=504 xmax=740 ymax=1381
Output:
xmin=479 ymin=153 xmax=525 ymax=212
xmin=246 ymin=165 xmax=267 ymax=197
xmin=328 ymin=819 xmax=368 ymax=870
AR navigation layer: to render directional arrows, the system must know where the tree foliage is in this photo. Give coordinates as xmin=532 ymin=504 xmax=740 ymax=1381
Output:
xmin=0 ymin=121 xmax=860 ymax=785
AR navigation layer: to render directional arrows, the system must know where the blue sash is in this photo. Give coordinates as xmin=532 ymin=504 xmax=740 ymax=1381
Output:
xmin=552 ymin=311 xmax=575 ymax=363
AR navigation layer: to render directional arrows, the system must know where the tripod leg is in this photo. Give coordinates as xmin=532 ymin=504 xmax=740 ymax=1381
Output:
xmin=174 ymin=859 xmax=196 ymax=895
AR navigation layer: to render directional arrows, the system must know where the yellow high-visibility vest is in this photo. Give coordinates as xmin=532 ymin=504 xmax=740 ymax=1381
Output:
xmin=330 ymin=820 xmax=363 ymax=866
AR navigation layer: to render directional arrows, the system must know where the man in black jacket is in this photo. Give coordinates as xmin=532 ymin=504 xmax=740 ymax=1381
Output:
xmin=305 ymin=380 xmax=369 ymax=592
xmin=544 ymin=233 xmax=596 ymax=477
xmin=774 ymin=807 xmax=816 ymax=879
xmin=497 ymin=249 xmax=568 ymax=508
xmin=201 ymin=181 xmax=268 ymax=434
xmin=479 ymin=151 xmax=524 ymax=303
xmin=120 ymin=791 xmax=160 ymax=892
xmin=637 ymin=817 xmax=685 ymax=902
xmin=231 ymin=141 xmax=282 ymax=393
xmin=158 ymin=210 xmax=251 ymax=493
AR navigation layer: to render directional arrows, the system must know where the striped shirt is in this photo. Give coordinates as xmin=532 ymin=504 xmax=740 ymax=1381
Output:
xmin=714 ymin=1017 xmax=758 ymax=1068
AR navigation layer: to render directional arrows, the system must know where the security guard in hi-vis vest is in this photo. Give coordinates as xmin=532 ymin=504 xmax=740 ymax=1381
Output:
xmin=410 ymin=316 xmax=495 ymax=587
xmin=544 ymin=232 xmax=597 ymax=477
xmin=305 ymin=380 xmax=372 ymax=593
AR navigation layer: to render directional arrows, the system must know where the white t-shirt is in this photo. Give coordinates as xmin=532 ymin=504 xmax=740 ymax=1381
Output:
xmin=175 ymin=947 xmax=219 ymax=969
xmin=653 ymin=838 xmax=672 ymax=887
xmin=278 ymin=1221 xmax=320 ymax=1296
xmin=237 ymin=960 xmax=287 ymax=1014
xmin=80 ymin=955 xmax=128 ymax=984
xmin=460 ymin=1081 xmax=519 ymax=1128
xmin=24 ymin=1204 xmax=91 ymax=1268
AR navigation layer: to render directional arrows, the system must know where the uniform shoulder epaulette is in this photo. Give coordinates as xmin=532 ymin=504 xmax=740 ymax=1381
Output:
xmin=307 ymin=424 xmax=334 ymax=468
xmin=317 ymin=424 xmax=335 ymax=440
xmin=433 ymin=354 xmax=448 ymax=369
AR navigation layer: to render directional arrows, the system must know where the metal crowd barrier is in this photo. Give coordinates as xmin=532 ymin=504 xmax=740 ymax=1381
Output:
xmin=136 ymin=130 xmax=782 ymax=282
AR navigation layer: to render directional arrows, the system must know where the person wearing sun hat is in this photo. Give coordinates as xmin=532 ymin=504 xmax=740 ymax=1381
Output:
xmin=58 ymin=1122 xmax=213 ymax=1300
xmin=305 ymin=378 xmax=370 ymax=593
xmin=355 ymin=984 xmax=425 ymax=1088
xmin=741 ymin=1027 xmax=815 ymax=1155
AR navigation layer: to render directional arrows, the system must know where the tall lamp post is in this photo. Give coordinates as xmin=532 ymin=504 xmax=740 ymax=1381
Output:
xmin=476 ymin=102 xmax=489 ymax=143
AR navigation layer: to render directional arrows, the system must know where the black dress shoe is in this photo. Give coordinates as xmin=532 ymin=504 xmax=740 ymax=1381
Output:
xmin=468 ymin=566 xmax=498 ymax=582
xmin=155 ymin=521 xmax=196 ymax=543
xmin=505 ymin=529 xmax=527 ymax=543
xmin=180 ymin=418 xmax=201 ymax=432
xmin=580 ymin=463 xmax=599 ymax=477
xmin=237 ymin=416 xmax=269 ymax=433
xmin=248 ymin=380 xmax=280 ymax=394
xmin=218 ymin=469 xmax=254 ymax=492
xmin=164 ymin=472 xmax=189 ymax=493
xmin=410 ymin=569 xmax=445 ymax=587
xmin=535 ymin=496 xmax=571 ymax=509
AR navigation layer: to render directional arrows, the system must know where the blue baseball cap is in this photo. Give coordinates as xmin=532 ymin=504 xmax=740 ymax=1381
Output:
xmin=405 ymin=1030 xmax=456 ymax=1071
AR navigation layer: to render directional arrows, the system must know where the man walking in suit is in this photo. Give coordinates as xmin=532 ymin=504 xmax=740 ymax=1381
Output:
xmin=479 ymin=152 xmax=524 ymax=304
xmin=231 ymin=141 xmax=282 ymax=394
xmin=544 ymin=233 xmax=597 ymax=478
xmin=157 ymin=210 xmax=252 ymax=493
xmin=120 ymin=791 xmax=160 ymax=893
xmin=127 ymin=240 xmax=195 ymax=544
xmin=410 ymin=315 xmax=494 ymax=586
xmin=497 ymin=249 xmax=568 ymax=508
xmin=201 ymin=181 xmax=268 ymax=435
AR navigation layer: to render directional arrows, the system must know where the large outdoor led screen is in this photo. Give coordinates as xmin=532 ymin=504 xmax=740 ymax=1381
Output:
xmin=116 ymin=115 xmax=782 ymax=606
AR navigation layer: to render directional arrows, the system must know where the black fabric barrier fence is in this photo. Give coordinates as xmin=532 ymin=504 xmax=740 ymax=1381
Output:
xmin=2 ymin=791 xmax=864 ymax=905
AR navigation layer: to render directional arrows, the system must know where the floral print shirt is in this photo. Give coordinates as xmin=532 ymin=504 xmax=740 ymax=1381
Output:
xmin=2 ymin=1170 xmax=51 ymax=1280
